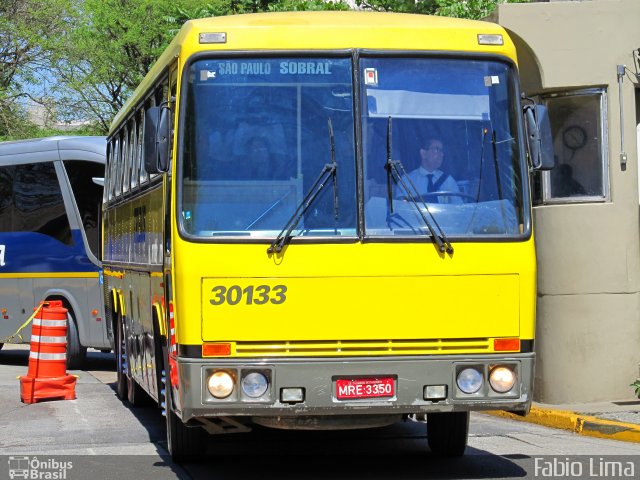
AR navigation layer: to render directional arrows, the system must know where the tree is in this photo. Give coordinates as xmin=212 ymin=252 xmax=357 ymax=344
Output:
xmin=0 ymin=0 xmax=70 ymax=139
xmin=355 ymin=0 xmax=437 ymax=14
xmin=3 ymin=0 xmax=530 ymax=139
xmin=435 ymin=0 xmax=528 ymax=20
xmin=45 ymin=0 xmax=215 ymax=132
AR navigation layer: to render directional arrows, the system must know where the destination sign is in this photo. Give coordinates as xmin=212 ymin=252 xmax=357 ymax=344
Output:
xmin=215 ymin=61 xmax=332 ymax=76
xmin=194 ymin=58 xmax=350 ymax=84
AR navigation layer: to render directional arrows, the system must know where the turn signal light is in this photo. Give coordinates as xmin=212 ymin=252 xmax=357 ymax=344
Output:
xmin=203 ymin=342 xmax=232 ymax=356
xmin=494 ymin=338 xmax=520 ymax=352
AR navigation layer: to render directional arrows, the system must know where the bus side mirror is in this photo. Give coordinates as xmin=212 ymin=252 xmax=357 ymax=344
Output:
xmin=524 ymin=104 xmax=554 ymax=171
xmin=144 ymin=106 xmax=171 ymax=174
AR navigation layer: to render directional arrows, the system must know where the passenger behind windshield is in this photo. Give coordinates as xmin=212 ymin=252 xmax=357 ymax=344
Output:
xmin=195 ymin=132 xmax=291 ymax=181
xmin=396 ymin=137 xmax=463 ymax=204
xmin=235 ymin=135 xmax=293 ymax=180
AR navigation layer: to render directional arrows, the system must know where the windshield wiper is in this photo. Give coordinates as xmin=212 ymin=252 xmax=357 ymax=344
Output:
xmin=267 ymin=119 xmax=338 ymax=254
xmin=384 ymin=116 xmax=453 ymax=254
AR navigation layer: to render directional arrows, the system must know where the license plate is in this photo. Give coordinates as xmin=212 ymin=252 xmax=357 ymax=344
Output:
xmin=335 ymin=377 xmax=395 ymax=400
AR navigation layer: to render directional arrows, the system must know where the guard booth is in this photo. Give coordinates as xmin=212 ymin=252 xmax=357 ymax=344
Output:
xmin=489 ymin=0 xmax=640 ymax=403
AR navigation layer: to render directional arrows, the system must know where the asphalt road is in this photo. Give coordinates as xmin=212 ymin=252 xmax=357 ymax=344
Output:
xmin=1 ymin=344 xmax=639 ymax=480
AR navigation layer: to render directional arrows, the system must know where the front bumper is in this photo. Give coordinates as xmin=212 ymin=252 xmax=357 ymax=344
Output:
xmin=173 ymin=353 xmax=534 ymax=423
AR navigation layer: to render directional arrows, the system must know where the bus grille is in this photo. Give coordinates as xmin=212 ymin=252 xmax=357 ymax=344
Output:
xmin=232 ymin=338 xmax=491 ymax=357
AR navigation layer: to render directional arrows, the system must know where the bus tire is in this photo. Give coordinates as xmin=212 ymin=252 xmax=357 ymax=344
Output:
xmin=127 ymin=361 xmax=148 ymax=407
xmin=427 ymin=411 xmax=469 ymax=457
xmin=66 ymin=310 xmax=87 ymax=370
xmin=115 ymin=316 xmax=128 ymax=401
xmin=166 ymin=407 xmax=206 ymax=461
xmin=165 ymin=365 xmax=206 ymax=460
xmin=124 ymin=327 xmax=149 ymax=407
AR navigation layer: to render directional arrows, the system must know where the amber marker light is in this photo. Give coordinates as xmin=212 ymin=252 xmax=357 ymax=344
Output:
xmin=203 ymin=343 xmax=232 ymax=357
xmin=494 ymin=338 xmax=520 ymax=352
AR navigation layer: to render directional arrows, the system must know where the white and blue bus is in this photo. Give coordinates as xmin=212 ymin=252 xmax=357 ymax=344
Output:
xmin=0 ymin=136 xmax=110 ymax=368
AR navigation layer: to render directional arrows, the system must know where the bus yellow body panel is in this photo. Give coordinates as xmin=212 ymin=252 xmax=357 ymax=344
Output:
xmin=173 ymin=241 xmax=535 ymax=346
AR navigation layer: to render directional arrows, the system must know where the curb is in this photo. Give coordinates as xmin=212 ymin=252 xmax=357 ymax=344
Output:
xmin=485 ymin=406 xmax=640 ymax=444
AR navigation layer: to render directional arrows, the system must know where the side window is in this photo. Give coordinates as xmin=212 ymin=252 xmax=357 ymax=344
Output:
xmin=63 ymin=160 xmax=104 ymax=257
xmin=104 ymin=142 xmax=111 ymax=204
xmin=122 ymin=126 xmax=130 ymax=194
xmin=111 ymin=137 xmax=120 ymax=199
xmin=140 ymin=97 xmax=156 ymax=183
xmin=533 ymin=88 xmax=608 ymax=204
xmin=115 ymin=132 xmax=124 ymax=197
xmin=130 ymin=117 xmax=139 ymax=190
xmin=0 ymin=163 xmax=72 ymax=244
xmin=108 ymin=139 xmax=117 ymax=201
xmin=151 ymin=82 xmax=168 ymax=181
xmin=0 ymin=166 xmax=15 ymax=231
xmin=138 ymin=109 xmax=147 ymax=185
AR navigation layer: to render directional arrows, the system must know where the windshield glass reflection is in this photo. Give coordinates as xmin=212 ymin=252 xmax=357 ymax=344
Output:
xmin=361 ymin=57 xmax=525 ymax=237
xmin=180 ymin=57 xmax=356 ymax=238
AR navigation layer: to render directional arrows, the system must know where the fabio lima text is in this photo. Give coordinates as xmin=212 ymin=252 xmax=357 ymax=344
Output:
xmin=534 ymin=457 xmax=635 ymax=477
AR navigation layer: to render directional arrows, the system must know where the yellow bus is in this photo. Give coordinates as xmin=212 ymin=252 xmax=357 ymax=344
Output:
xmin=102 ymin=11 xmax=553 ymax=460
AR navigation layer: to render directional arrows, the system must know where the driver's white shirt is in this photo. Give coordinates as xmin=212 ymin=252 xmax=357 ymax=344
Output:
xmin=398 ymin=167 xmax=463 ymax=204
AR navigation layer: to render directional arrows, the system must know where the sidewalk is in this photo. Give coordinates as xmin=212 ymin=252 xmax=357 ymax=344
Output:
xmin=486 ymin=400 xmax=640 ymax=444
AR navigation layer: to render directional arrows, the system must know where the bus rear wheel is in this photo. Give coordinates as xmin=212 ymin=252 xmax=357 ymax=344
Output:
xmin=427 ymin=411 xmax=469 ymax=457
xmin=66 ymin=310 xmax=87 ymax=370
xmin=115 ymin=316 xmax=128 ymax=401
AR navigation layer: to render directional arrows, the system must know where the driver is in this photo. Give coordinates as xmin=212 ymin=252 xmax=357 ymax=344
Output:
xmin=397 ymin=137 xmax=462 ymax=204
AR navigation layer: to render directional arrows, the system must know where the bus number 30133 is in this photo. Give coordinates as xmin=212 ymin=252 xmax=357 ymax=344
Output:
xmin=209 ymin=285 xmax=287 ymax=306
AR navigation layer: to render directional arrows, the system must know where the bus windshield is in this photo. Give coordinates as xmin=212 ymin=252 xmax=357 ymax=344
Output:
xmin=362 ymin=57 xmax=526 ymax=237
xmin=180 ymin=55 xmax=527 ymax=240
xmin=181 ymin=57 xmax=356 ymax=238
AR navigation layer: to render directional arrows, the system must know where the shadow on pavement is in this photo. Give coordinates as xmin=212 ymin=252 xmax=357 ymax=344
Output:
xmin=176 ymin=423 xmax=528 ymax=480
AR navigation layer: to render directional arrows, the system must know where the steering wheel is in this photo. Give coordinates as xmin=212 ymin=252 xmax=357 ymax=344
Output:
xmin=398 ymin=191 xmax=476 ymax=203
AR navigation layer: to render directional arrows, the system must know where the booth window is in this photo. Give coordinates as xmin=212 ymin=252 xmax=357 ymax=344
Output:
xmin=532 ymin=88 xmax=608 ymax=204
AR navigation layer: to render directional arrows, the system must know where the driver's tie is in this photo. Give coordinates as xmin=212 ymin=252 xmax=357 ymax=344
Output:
xmin=426 ymin=174 xmax=438 ymax=203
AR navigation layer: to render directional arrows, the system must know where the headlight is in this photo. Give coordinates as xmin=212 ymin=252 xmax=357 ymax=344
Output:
xmin=207 ymin=371 xmax=234 ymax=398
xmin=456 ymin=368 xmax=483 ymax=394
xmin=241 ymin=372 xmax=269 ymax=398
xmin=490 ymin=366 xmax=516 ymax=393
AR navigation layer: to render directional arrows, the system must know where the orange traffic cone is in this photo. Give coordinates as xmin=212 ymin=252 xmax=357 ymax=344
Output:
xmin=20 ymin=301 xmax=77 ymax=404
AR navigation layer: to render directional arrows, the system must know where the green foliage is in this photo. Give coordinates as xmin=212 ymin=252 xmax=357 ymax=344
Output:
xmin=0 ymin=123 xmax=104 ymax=143
xmin=436 ymin=0 xmax=529 ymax=20
xmin=46 ymin=0 xmax=207 ymax=131
xmin=355 ymin=0 xmax=437 ymax=14
xmin=0 ymin=0 xmax=70 ymax=139
xmin=1 ymin=0 xmax=531 ymax=140
xmin=166 ymin=0 xmax=349 ymax=29
xmin=269 ymin=0 xmax=350 ymax=12
xmin=631 ymin=379 xmax=640 ymax=398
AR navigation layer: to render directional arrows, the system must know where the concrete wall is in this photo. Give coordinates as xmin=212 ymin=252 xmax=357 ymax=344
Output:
xmin=490 ymin=0 xmax=640 ymax=403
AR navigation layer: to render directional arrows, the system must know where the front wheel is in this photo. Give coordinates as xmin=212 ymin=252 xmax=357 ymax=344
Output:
xmin=427 ymin=411 xmax=469 ymax=457
xmin=164 ymin=360 xmax=206 ymax=461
